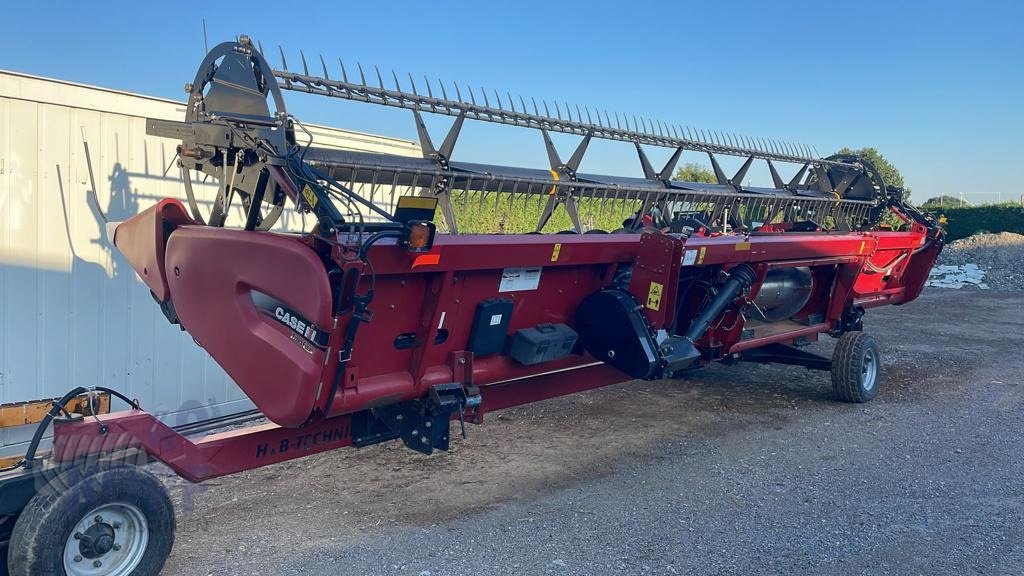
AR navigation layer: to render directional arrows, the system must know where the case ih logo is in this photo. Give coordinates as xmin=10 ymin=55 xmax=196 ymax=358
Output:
xmin=250 ymin=291 xmax=329 ymax=349
xmin=274 ymin=306 xmax=318 ymax=341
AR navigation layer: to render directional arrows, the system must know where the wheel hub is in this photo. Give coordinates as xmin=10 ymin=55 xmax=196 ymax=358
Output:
xmin=64 ymin=503 xmax=149 ymax=576
xmin=78 ymin=523 xmax=116 ymax=558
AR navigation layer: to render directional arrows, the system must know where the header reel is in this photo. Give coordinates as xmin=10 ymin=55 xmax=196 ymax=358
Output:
xmin=149 ymin=36 xmax=294 ymax=230
xmin=148 ymin=36 xmax=924 ymax=237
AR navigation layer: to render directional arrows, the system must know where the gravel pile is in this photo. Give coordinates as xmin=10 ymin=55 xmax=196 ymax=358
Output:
xmin=931 ymin=232 xmax=1024 ymax=291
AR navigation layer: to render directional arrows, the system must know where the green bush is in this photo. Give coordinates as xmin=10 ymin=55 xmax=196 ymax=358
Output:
xmin=933 ymin=204 xmax=1024 ymax=241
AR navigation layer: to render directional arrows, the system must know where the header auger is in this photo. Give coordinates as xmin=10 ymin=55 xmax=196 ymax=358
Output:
xmin=3 ymin=36 xmax=943 ymax=576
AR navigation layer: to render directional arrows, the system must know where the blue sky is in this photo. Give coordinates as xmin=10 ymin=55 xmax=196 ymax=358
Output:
xmin=3 ymin=0 xmax=1021 ymax=203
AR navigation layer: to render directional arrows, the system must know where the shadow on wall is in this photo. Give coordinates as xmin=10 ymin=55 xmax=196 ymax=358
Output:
xmin=61 ymin=161 xmax=237 ymax=427
xmin=0 ymin=159 xmax=244 ymax=454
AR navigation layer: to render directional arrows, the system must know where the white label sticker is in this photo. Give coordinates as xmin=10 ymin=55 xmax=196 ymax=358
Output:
xmin=437 ymin=311 xmax=446 ymax=330
xmin=499 ymin=267 xmax=542 ymax=292
xmin=489 ymin=314 xmax=503 ymax=326
xmin=682 ymin=249 xmax=697 ymax=266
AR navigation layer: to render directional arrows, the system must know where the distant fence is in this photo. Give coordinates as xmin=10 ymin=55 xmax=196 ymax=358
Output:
xmin=921 ymin=193 xmax=1024 ymax=208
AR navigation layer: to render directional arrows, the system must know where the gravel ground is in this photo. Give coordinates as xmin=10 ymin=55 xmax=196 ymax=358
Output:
xmin=153 ymin=288 xmax=1023 ymax=576
xmin=933 ymin=232 xmax=1024 ymax=290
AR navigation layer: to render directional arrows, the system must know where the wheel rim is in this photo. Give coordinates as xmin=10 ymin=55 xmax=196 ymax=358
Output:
xmin=861 ymin=348 xmax=878 ymax=392
xmin=63 ymin=502 xmax=149 ymax=576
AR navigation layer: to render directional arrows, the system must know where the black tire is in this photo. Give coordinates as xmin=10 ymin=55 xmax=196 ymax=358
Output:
xmin=8 ymin=463 xmax=174 ymax=576
xmin=831 ymin=332 xmax=881 ymax=403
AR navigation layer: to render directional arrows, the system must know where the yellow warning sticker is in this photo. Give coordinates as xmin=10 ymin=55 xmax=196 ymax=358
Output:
xmin=859 ymin=240 xmax=866 ymax=254
xmin=735 ymin=241 xmax=751 ymax=251
xmin=646 ymin=281 xmax=663 ymax=311
xmin=301 ymin=184 xmax=318 ymax=209
xmin=697 ymin=246 xmax=707 ymax=264
xmin=551 ymin=243 xmax=561 ymax=262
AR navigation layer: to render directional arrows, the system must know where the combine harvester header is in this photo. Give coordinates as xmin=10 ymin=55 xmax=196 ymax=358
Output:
xmin=1 ymin=36 xmax=942 ymax=575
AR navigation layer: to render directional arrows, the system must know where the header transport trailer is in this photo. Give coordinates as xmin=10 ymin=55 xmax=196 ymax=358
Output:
xmin=0 ymin=37 xmax=942 ymax=575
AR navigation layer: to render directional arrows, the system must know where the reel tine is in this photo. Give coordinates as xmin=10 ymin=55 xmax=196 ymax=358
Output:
xmin=357 ymin=62 xmax=367 ymax=86
xmin=409 ymin=73 xmax=419 ymax=96
xmin=468 ymin=85 xmax=477 ymax=106
xmin=482 ymin=87 xmax=490 ymax=108
xmin=278 ymin=46 xmax=289 ymax=71
xmin=425 ymin=75 xmax=434 ymax=99
xmin=374 ymin=66 xmax=385 ymax=90
xmin=300 ymin=50 xmax=309 ymax=76
xmin=389 ymin=171 xmax=400 ymax=210
xmin=338 ymin=59 xmax=349 ymax=83
xmin=507 ymin=91 xmax=516 ymax=113
xmin=319 ymin=54 xmax=329 ymax=80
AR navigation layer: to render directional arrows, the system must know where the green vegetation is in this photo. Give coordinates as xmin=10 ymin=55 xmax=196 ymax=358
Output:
xmin=930 ymin=204 xmax=1024 ymax=241
xmin=674 ymin=162 xmax=717 ymax=184
xmin=439 ymin=192 xmax=640 ymax=234
xmin=920 ymin=195 xmax=969 ymax=210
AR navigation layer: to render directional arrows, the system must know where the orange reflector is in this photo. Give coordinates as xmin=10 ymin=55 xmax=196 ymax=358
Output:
xmin=407 ymin=222 xmax=433 ymax=251
xmin=412 ymin=253 xmax=441 ymax=268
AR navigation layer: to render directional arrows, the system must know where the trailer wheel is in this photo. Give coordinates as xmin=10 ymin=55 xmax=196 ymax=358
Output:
xmin=7 ymin=463 xmax=174 ymax=576
xmin=831 ymin=332 xmax=881 ymax=403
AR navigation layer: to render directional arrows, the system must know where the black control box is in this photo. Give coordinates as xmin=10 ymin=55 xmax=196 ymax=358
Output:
xmin=508 ymin=323 xmax=578 ymax=365
xmin=467 ymin=298 xmax=514 ymax=356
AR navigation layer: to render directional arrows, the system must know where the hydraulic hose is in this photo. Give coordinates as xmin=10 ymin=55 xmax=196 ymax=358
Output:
xmin=14 ymin=387 xmax=140 ymax=471
xmin=682 ymin=264 xmax=757 ymax=344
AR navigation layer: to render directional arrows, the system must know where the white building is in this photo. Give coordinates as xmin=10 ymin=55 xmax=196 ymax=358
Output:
xmin=0 ymin=70 xmax=419 ymax=458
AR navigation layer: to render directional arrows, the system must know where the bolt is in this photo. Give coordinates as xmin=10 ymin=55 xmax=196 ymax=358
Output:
xmin=74 ymin=555 xmax=82 ymax=563
xmin=425 ymin=421 xmax=432 ymax=428
xmin=113 ymin=544 xmax=122 ymax=551
xmin=239 ymin=34 xmax=251 ymax=46
xmin=74 ymin=532 xmax=82 ymax=540
xmin=184 ymin=82 xmax=194 ymax=93
xmin=94 ymin=560 xmax=102 ymax=568
xmin=113 ymin=521 xmax=122 ymax=529
xmin=420 ymin=436 xmax=428 ymax=444
xmin=95 ymin=515 xmax=103 ymax=523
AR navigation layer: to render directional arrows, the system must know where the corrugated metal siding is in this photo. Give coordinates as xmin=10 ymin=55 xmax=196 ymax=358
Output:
xmin=0 ymin=70 xmax=419 ymax=455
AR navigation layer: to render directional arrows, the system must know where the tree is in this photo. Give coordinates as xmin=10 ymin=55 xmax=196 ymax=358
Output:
xmin=920 ymin=195 xmax=968 ymax=210
xmin=835 ymin=147 xmax=907 ymax=195
xmin=674 ymin=162 xmax=717 ymax=184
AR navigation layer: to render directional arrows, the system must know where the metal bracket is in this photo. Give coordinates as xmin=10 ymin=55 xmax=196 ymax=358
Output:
xmin=351 ymin=383 xmax=481 ymax=455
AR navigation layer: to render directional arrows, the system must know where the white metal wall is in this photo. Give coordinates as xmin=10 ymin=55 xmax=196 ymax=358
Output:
xmin=0 ymin=70 xmax=419 ymax=456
